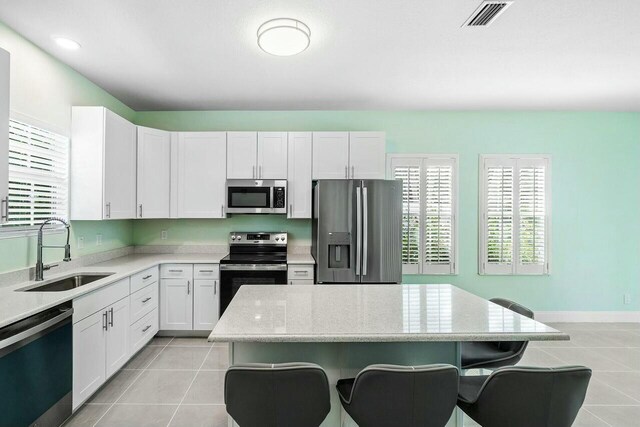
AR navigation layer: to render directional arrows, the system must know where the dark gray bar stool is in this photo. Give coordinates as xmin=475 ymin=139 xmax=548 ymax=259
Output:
xmin=461 ymin=298 xmax=535 ymax=370
xmin=458 ymin=366 xmax=592 ymax=427
xmin=224 ymin=362 xmax=330 ymax=427
xmin=336 ymin=364 xmax=459 ymax=427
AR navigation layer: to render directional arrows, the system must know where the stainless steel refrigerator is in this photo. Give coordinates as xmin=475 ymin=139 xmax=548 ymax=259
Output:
xmin=312 ymin=179 xmax=402 ymax=284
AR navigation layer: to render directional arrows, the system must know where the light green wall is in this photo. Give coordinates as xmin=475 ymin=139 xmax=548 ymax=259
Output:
xmin=135 ymin=111 xmax=640 ymax=312
xmin=0 ymin=22 xmax=135 ymax=273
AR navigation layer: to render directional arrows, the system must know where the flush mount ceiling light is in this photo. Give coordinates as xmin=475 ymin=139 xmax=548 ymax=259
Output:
xmin=53 ymin=36 xmax=81 ymax=50
xmin=257 ymin=18 xmax=310 ymax=56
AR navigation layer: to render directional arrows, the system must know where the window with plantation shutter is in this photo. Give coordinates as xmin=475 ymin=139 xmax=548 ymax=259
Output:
xmin=480 ymin=155 xmax=550 ymax=275
xmin=1 ymin=118 xmax=69 ymax=230
xmin=389 ymin=155 xmax=458 ymax=275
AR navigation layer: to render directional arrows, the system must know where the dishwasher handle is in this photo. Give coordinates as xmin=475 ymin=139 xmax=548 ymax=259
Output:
xmin=0 ymin=307 xmax=73 ymax=352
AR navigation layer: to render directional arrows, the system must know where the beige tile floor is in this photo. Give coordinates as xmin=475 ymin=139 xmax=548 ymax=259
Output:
xmin=64 ymin=323 xmax=640 ymax=427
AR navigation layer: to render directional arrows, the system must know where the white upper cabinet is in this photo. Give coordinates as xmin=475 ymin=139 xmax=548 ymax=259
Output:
xmin=312 ymin=132 xmax=350 ymax=179
xmin=176 ymin=132 xmax=227 ymax=218
xmin=312 ymin=131 xmax=385 ymax=180
xmin=71 ymin=107 xmax=137 ymax=220
xmin=137 ymin=126 xmax=171 ymax=218
xmin=258 ymin=132 xmax=288 ymax=179
xmin=349 ymin=132 xmax=386 ymax=179
xmin=227 ymin=132 xmax=258 ymax=179
xmin=287 ymin=132 xmax=312 ymax=218
xmin=0 ymin=48 xmax=8 ymax=225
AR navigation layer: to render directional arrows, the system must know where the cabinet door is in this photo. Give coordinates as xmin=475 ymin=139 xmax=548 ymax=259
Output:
xmin=348 ymin=132 xmax=386 ymax=179
xmin=73 ymin=310 xmax=106 ymax=409
xmin=193 ymin=279 xmax=219 ymax=330
xmin=287 ymin=132 xmax=312 ymax=218
xmin=137 ymin=126 xmax=171 ymax=218
xmin=258 ymin=132 xmax=287 ymax=179
xmin=105 ymin=297 xmax=130 ymax=378
xmin=227 ymin=132 xmax=257 ymax=179
xmin=0 ymin=48 xmax=8 ymax=225
xmin=177 ymin=132 xmax=227 ymax=218
xmin=312 ymin=132 xmax=349 ymax=179
xmin=160 ymin=278 xmax=193 ymax=330
xmin=104 ymin=110 xmax=137 ymax=219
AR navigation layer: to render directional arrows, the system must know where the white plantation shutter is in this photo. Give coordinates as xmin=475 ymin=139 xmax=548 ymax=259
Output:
xmin=3 ymin=119 xmax=69 ymax=229
xmin=480 ymin=155 xmax=550 ymax=275
xmin=392 ymin=158 xmax=421 ymax=273
xmin=424 ymin=160 xmax=456 ymax=274
xmin=389 ymin=155 xmax=458 ymax=275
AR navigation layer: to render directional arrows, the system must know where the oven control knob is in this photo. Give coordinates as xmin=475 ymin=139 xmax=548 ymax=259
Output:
xmin=231 ymin=235 xmax=236 ymax=240
xmin=237 ymin=236 xmax=242 ymax=240
xmin=275 ymin=237 xmax=280 ymax=241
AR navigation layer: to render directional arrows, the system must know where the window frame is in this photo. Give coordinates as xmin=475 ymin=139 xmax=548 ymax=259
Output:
xmin=0 ymin=112 xmax=70 ymax=238
xmin=387 ymin=153 xmax=459 ymax=275
xmin=479 ymin=154 xmax=552 ymax=275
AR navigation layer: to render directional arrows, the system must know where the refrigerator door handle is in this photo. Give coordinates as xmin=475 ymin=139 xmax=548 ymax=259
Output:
xmin=355 ymin=186 xmax=361 ymax=276
xmin=362 ymin=186 xmax=368 ymax=276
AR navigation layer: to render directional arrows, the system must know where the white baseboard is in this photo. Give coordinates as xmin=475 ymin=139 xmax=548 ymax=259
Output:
xmin=535 ymin=311 xmax=640 ymax=323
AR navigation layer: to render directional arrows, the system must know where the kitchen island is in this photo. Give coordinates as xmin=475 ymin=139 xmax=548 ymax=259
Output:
xmin=209 ymin=284 xmax=569 ymax=426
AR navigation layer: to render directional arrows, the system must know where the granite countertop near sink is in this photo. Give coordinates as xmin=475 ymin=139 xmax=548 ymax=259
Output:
xmin=0 ymin=253 xmax=226 ymax=329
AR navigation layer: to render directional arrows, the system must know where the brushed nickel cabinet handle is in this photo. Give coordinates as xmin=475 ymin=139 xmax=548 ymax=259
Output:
xmin=103 ymin=311 xmax=108 ymax=331
xmin=142 ymin=297 xmax=152 ymax=303
xmin=109 ymin=307 xmax=114 ymax=327
xmin=187 ymin=280 xmax=190 ymax=295
xmin=142 ymin=325 xmax=152 ymax=333
xmin=106 ymin=202 xmax=111 ymax=218
xmin=139 ymin=204 xmax=143 ymax=217
xmin=143 ymin=275 xmax=152 ymax=280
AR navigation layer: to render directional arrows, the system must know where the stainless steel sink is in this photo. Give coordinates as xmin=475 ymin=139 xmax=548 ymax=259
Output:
xmin=22 ymin=273 xmax=114 ymax=292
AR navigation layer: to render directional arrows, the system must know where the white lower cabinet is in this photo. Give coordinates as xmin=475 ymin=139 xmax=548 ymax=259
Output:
xmin=105 ymin=297 xmax=130 ymax=378
xmin=73 ymin=310 xmax=107 ymax=408
xmin=160 ymin=278 xmax=193 ymax=330
xmin=288 ymin=264 xmax=315 ymax=285
xmin=130 ymin=308 xmax=159 ymax=355
xmin=194 ymin=279 xmax=219 ymax=330
xmin=160 ymin=264 xmax=219 ymax=331
xmin=73 ymin=278 xmax=131 ymax=410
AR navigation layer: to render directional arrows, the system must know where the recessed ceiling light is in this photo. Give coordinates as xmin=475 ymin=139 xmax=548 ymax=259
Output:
xmin=257 ymin=18 xmax=310 ymax=57
xmin=53 ymin=37 xmax=81 ymax=50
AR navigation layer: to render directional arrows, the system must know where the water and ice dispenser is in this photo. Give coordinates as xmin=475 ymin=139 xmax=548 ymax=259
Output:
xmin=327 ymin=232 xmax=350 ymax=269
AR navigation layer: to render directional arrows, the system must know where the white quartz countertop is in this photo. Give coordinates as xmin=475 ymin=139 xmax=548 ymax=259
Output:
xmin=286 ymin=253 xmax=315 ymax=264
xmin=0 ymin=253 xmax=228 ymax=329
xmin=209 ymin=284 xmax=569 ymax=343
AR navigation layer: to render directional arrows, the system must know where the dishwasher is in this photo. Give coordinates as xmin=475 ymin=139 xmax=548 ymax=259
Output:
xmin=0 ymin=301 xmax=73 ymax=427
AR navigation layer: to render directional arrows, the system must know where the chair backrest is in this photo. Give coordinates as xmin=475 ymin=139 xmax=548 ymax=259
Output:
xmin=224 ymin=362 xmax=330 ymax=427
xmin=472 ymin=366 xmax=592 ymax=427
xmin=490 ymin=298 xmax=535 ymax=354
xmin=345 ymin=364 xmax=459 ymax=427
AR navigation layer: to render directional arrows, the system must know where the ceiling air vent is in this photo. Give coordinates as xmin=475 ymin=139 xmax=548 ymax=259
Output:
xmin=463 ymin=1 xmax=513 ymax=27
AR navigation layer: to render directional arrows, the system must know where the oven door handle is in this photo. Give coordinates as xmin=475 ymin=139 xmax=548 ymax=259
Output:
xmin=220 ymin=264 xmax=288 ymax=271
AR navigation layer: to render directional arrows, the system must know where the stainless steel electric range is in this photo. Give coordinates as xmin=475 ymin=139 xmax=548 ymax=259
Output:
xmin=219 ymin=232 xmax=288 ymax=315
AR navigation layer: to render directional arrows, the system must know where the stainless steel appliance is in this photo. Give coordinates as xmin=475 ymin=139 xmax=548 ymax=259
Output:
xmin=226 ymin=180 xmax=287 ymax=214
xmin=220 ymin=232 xmax=288 ymax=315
xmin=312 ymin=180 xmax=402 ymax=284
xmin=0 ymin=302 xmax=73 ymax=427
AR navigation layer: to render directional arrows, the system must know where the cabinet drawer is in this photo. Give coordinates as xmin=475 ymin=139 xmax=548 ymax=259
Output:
xmin=160 ymin=264 xmax=193 ymax=279
xmin=130 ymin=282 xmax=159 ymax=325
xmin=289 ymin=279 xmax=315 ymax=286
xmin=130 ymin=266 xmax=158 ymax=294
xmin=130 ymin=308 xmax=158 ymax=356
xmin=194 ymin=264 xmax=219 ymax=280
xmin=287 ymin=265 xmax=314 ymax=280
xmin=73 ymin=278 xmax=130 ymax=323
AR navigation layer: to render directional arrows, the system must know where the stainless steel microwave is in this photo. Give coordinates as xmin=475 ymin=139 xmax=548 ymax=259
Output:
xmin=226 ymin=180 xmax=287 ymax=214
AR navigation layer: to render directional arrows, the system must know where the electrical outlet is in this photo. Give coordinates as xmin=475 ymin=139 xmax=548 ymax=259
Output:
xmin=624 ymin=294 xmax=631 ymax=305
xmin=96 ymin=234 xmax=103 ymax=246
xmin=161 ymin=230 xmax=168 ymax=240
xmin=77 ymin=236 xmax=84 ymax=249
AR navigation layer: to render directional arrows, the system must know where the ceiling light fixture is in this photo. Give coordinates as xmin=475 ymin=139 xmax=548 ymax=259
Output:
xmin=53 ymin=37 xmax=81 ymax=50
xmin=257 ymin=18 xmax=310 ymax=56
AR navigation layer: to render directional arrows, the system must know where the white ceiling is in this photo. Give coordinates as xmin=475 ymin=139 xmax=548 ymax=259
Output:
xmin=1 ymin=0 xmax=639 ymax=111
